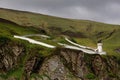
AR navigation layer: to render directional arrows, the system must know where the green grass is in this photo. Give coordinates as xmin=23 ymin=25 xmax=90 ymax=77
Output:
xmin=0 ymin=8 xmax=120 ymax=80
xmin=0 ymin=21 xmax=40 ymax=36
xmin=0 ymin=66 xmax=24 ymax=80
xmin=74 ymin=38 xmax=96 ymax=48
xmin=103 ymin=30 xmax=120 ymax=55
xmin=0 ymin=8 xmax=120 ymax=56
xmin=85 ymin=73 xmax=96 ymax=79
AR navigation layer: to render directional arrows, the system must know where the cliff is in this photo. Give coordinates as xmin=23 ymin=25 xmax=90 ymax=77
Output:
xmin=0 ymin=39 xmax=119 ymax=80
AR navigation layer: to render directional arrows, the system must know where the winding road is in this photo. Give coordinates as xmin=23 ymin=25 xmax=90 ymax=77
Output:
xmin=65 ymin=37 xmax=96 ymax=51
xmin=23 ymin=34 xmax=50 ymax=38
xmin=14 ymin=35 xmax=106 ymax=55
xmin=14 ymin=35 xmax=55 ymax=48
xmin=58 ymin=43 xmax=96 ymax=54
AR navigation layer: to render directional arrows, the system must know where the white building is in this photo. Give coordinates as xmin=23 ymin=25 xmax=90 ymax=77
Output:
xmin=97 ymin=42 xmax=106 ymax=55
xmin=97 ymin=43 xmax=103 ymax=53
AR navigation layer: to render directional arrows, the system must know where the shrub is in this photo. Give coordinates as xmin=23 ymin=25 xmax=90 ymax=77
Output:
xmin=0 ymin=36 xmax=10 ymax=46
xmin=85 ymin=73 xmax=96 ymax=79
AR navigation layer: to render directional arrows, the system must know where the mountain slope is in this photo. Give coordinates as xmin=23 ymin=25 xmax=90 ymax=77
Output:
xmin=0 ymin=8 xmax=120 ymax=56
xmin=0 ymin=8 xmax=120 ymax=80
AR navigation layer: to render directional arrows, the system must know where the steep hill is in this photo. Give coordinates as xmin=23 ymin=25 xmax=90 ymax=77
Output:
xmin=0 ymin=8 xmax=120 ymax=80
xmin=0 ymin=8 xmax=120 ymax=55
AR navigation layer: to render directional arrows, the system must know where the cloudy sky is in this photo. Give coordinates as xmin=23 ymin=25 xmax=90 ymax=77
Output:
xmin=0 ymin=0 xmax=120 ymax=24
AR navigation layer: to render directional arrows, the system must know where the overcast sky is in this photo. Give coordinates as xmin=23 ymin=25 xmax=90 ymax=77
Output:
xmin=0 ymin=0 xmax=120 ymax=24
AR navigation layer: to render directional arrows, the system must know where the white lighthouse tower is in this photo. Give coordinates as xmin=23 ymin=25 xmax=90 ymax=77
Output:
xmin=97 ymin=43 xmax=103 ymax=53
xmin=96 ymin=42 xmax=106 ymax=55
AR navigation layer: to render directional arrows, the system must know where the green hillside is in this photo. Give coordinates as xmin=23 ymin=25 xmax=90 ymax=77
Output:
xmin=0 ymin=8 xmax=120 ymax=56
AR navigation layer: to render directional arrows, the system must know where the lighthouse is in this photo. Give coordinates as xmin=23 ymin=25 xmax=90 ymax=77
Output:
xmin=97 ymin=43 xmax=103 ymax=53
xmin=96 ymin=40 xmax=106 ymax=55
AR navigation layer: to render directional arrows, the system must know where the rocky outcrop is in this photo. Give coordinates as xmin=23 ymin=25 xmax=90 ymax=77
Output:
xmin=59 ymin=49 xmax=89 ymax=80
xmin=30 ymin=48 xmax=119 ymax=80
xmin=38 ymin=55 xmax=81 ymax=80
xmin=0 ymin=42 xmax=120 ymax=80
xmin=0 ymin=41 xmax=25 ymax=72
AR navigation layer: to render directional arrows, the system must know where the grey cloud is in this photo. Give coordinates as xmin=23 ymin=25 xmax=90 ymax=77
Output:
xmin=0 ymin=0 xmax=120 ymax=24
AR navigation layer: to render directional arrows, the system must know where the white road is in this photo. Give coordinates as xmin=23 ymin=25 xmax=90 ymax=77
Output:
xmin=58 ymin=43 xmax=96 ymax=54
xmin=23 ymin=34 xmax=50 ymax=38
xmin=14 ymin=35 xmax=55 ymax=48
xmin=65 ymin=37 xmax=106 ymax=55
xmin=14 ymin=35 xmax=105 ymax=55
xmin=65 ymin=37 xmax=96 ymax=51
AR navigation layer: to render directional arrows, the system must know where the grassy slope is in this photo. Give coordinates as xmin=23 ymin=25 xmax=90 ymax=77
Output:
xmin=0 ymin=8 xmax=120 ymax=80
xmin=0 ymin=8 xmax=120 ymax=56
xmin=0 ymin=18 xmax=55 ymax=79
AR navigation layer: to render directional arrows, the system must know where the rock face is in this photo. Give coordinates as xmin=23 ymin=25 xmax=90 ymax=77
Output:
xmin=0 ymin=41 xmax=25 ymax=72
xmin=38 ymin=55 xmax=81 ymax=80
xmin=0 ymin=41 xmax=120 ymax=80
xmin=36 ymin=48 xmax=120 ymax=80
